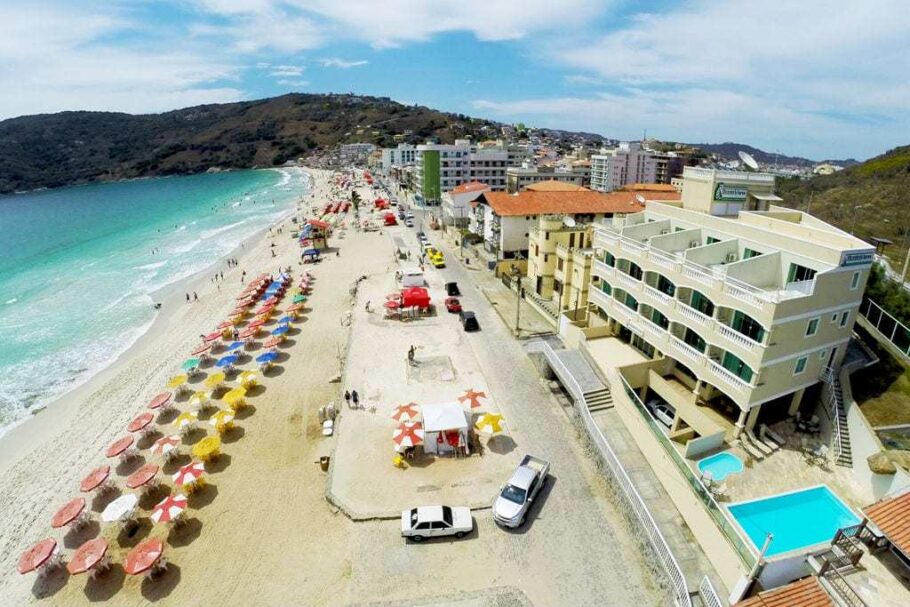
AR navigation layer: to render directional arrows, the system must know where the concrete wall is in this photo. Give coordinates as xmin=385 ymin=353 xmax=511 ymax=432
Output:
xmin=684 ymin=432 xmax=727 ymax=459
xmin=756 ymin=553 xmax=811 ymax=590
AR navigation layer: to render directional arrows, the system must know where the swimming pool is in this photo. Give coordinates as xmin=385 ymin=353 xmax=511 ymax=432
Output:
xmin=697 ymin=452 xmax=744 ymax=482
xmin=728 ymin=485 xmax=860 ymax=557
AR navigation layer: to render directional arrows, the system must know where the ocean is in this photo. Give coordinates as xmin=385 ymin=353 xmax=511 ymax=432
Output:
xmin=0 ymin=168 xmax=310 ymax=435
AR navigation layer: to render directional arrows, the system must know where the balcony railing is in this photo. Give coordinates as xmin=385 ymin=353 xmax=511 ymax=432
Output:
xmin=670 ymin=336 xmax=704 ymax=366
xmin=588 ymin=286 xmax=613 ymax=311
xmin=708 ymin=359 xmax=751 ymax=393
xmin=678 ymin=303 xmax=712 ymax=328
xmin=642 ymin=284 xmax=675 ymax=309
xmin=592 ymin=258 xmax=616 ymax=280
xmin=616 ymin=272 xmax=640 ymax=291
xmin=716 ymin=323 xmax=761 ymax=353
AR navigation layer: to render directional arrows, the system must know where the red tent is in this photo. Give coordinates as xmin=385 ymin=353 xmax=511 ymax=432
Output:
xmin=383 ymin=213 xmax=397 ymax=226
xmin=374 ymin=198 xmax=389 ymax=210
xmin=401 ymin=287 xmax=431 ymax=310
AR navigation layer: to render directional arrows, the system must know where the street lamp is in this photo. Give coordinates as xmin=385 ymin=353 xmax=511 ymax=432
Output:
xmin=850 ymin=203 xmax=868 ymax=235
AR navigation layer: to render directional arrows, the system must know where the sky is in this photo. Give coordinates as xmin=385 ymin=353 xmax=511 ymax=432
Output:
xmin=2 ymin=1 xmax=909 ymax=161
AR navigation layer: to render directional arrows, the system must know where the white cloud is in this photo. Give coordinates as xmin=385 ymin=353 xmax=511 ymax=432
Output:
xmin=319 ymin=58 xmax=368 ymax=69
xmin=563 ymin=75 xmax=603 ymax=87
xmin=269 ymin=65 xmax=306 ymax=77
xmin=276 ymin=79 xmax=310 ymax=88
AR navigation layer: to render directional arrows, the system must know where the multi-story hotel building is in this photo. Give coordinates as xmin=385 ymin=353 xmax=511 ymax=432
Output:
xmin=581 ymin=167 xmax=874 ymax=436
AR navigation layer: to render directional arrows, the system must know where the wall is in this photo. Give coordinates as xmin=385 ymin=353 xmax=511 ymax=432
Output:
xmin=684 ymin=432 xmax=727 ymax=459
xmin=500 ymin=215 xmax=536 ymax=253
xmin=756 ymin=553 xmax=812 ymax=590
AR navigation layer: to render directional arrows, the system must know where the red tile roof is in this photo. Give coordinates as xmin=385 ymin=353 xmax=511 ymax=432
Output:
xmin=450 ymin=181 xmax=490 ymax=194
xmin=865 ymin=489 xmax=910 ymax=556
xmin=479 ymin=189 xmax=679 ymax=217
xmin=523 ymin=180 xmax=589 ymax=192
xmin=735 ymin=577 xmax=833 ymax=607
xmin=623 ymin=183 xmax=679 ymax=192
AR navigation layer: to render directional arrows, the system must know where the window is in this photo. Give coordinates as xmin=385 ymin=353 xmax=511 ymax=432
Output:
xmin=794 ymin=356 xmax=808 ymax=375
xmin=831 ymin=313 xmax=838 ymax=323
xmin=651 ymin=309 xmax=669 ymax=329
xmin=604 ymin=252 xmax=616 ymax=267
xmin=683 ymin=327 xmax=706 ymax=353
xmin=743 ymin=248 xmax=763 ymax=259
xmin=819 ymin=349 xmax=828 ymax=360
xmin=690 ymin=291 xmax=715 ymax=317
xmin=732 ymin=310 xmax=765 ymax=342
xmin=806 ymin=318 xmax=819 ymax=337
xmin=722 ymin=352 xmax=754 ymax=382
xmin=557 ymin=258 xmax=564 ymax=271
xmin=787 ymin=263 xmax=817 ymax=284
xmin=850 ymin=271 xmax=861 ymax=290
xmin=706 ymin=236 xmax=720 ymax=244
xmin=628 ymin=262 xmax=643 ymax=280
xmin=623 ymin=293 xmax=638 ymax=310
xmin=840 ymin=311 xmax=850 ymax=328
xmin=656 ymin=275 xmax=676 ymax=297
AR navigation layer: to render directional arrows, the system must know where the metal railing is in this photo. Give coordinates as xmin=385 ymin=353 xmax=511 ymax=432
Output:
xmin=699 ymin=575 xmax=724 ymax=607
xmin=819 ymin=561 xmax=868 ymax=607
xmin=536 ymin=342 xmax=693 ymax=607
xmin=617 ymin=374 xmax=758 ymax=570
xmin=859 ymin=298 xmax=910 ymax=361
xmin=820 ymin=367 xmax=844 ymax=463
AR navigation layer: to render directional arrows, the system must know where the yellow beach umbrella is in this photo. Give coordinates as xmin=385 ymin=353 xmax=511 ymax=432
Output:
xmin=204 ymin=372 xmax=226 ymax=390
xmin=238 ymin=370 xmax=258 ymax=388
xmin=188 ymin=391 xmax=210 ymax=410
xmin=223 ymin=387 xmax=247 ymax=411
xmin=173 ymin=411 xmax=198 ymax=430
xmin=209 ymin=409 xmax=235 ymax=432
xmin=191 ymin=436 xmax=221 ymax=461
xmin=475 ymin=413 xmax=504 ymax=435
xmin=166 ymin=374 xmax=188 ymax=389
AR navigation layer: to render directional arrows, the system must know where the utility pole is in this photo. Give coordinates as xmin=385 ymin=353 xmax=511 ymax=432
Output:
xmin=511 ymin=262 xmax=522 ymax=335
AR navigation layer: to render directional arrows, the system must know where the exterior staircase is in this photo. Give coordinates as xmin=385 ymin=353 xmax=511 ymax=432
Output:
xmin=822 ymin=368 xmax=852 ymax=467
xmin=584 ymin=388 xmax=614 ymax=413
xmin=526 ymin=291 xmax=559 ymax=320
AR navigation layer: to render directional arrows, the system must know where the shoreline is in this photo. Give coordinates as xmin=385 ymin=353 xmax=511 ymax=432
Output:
xmin=0 ymin=170 xmax=309 ymax=474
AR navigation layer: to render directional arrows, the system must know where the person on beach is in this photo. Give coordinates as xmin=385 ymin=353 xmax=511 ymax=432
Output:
xmin=344 ymin=390 xmax=351 ymax=407
xmin=193 ymin=292 xmax=199 ymax=302
xmin=351 ymin=390 xmax=359 ymax=408
xmin=186 ymin=293 xmax=190 ymax=303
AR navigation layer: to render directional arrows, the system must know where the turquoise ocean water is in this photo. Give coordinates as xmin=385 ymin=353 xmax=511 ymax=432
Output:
xmin=0 ymin=168 xmax=309 ymax=435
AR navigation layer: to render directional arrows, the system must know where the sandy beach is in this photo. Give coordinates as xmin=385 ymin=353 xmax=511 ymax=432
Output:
xmin=0 ymin=169 xmax=660 ymax=606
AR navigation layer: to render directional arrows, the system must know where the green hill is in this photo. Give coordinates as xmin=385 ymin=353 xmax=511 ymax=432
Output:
xmin=0 ymin=93 xmax=500 ymax=194
xmin=776 ymin=145 xmax=910 ymax=263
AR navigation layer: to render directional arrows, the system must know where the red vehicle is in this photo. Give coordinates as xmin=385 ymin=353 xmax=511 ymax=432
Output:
xmin=384 ymin=213 xmax=398 ymax=226
xmin=445 ymin=297 xmax=462 ymax=313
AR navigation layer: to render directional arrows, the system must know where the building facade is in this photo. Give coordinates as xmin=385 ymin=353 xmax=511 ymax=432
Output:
xmin=527 ymin=217 xmax=594 ymax=319
xmin=380 ymin=143 xmax=417 ymax=175
xmin=590 ymin=142 xmax=682 ymax=192
xmin=505 ymin=166 xmax=587 ymax=193
xmin=415 ymin=141 xmax=525 ymax=205
xmin=580 ymin=167 xmax=874 ymax=437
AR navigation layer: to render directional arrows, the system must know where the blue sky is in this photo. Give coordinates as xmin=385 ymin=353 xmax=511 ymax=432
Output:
xmin=2 ymin=1 xmax=909 ymax=160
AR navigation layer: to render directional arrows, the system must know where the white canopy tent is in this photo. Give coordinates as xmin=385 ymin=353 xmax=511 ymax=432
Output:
xmin=420 ymin=402 xmax=469 ymax=456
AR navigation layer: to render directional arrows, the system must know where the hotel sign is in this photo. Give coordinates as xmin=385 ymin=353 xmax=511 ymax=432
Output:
xmin=841 ymin=251 xmax=874 ymax=267
xmin=713 ymin=183 xmax=748 ymax=202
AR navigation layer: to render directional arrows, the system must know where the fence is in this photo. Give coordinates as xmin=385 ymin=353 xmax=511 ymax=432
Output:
xmin=859 ymin=298 xmax=910 ymax=360
xmin=537 ymin=342 xmax=693 ymax=607
xmin=617 ymin=375 xmax=758 ymax=570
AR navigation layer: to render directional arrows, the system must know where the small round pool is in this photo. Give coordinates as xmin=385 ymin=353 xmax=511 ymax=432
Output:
xmin=698 ymin=452 xmax=744 ymax=482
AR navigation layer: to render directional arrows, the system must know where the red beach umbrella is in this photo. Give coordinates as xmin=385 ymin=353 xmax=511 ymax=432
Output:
xmin=249 ymin=318 xmax=266 ymax=328
xmin=384 ymin=300 xmax=400 ymax=310
xmin=393 ymin=422 xmax=424 ymax=448
xmin=67 ymin=538 xmax=108 ymax=575
xmin=172 ymin=461 xmax=205 ymax=487
xmin=127 ymin=412 xmax=154 ymax=433
xmin=190 ymin=343 xmax=211 ymax=356
xmin=229 ymin=307 xmax=246 ymax=316
xmin=263 ymin=336 xmax=282 ymax=349
xmin=391 ymin=403 xmax=420 ymax=422
xmin=124 ymin=539 xmax=164 ymax=576
xmin=204 ymin=331 xmax=222 ymax=342
xmin=239 ymin=327 xmax=258 ymax=339
xmin=126 ymin=463 xmax=159 ymax=490
xmin=52 ymin=497 xmax=86 ymax=528
xmin=263 ymin=296 xmax=279 ymax=306
xmin=457 ymin=389 xmax=488 ymax=409
xmin=151 ymin=494 xmax=188 ymax=524
xmin=105 ymin=435 xmax=134 ymax=458
xmin=287 ymin=303 xmax=305 ymax=312
xmin=18 ymin=539 xmax=56 ymax=575
xmin=148 ymin=392 xmax=172 ymax=410
xmin=216 ymin=320 xmax=233 ymax=330
xmin=151 ymin=435 xmax=181 ymax=457
xmin=80 ymin=465 xmax=111 ymax=493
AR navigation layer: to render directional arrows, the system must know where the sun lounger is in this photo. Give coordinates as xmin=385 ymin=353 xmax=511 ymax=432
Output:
xmin=744 ymin=431 xmax=774 ymax=456
xmin=760 ymin=424 xmax=786 ymax=447
xmin=739 ymin=437 xmax=765 ymax=460
xmin=749 ymin=429 xmax=778 ymax=453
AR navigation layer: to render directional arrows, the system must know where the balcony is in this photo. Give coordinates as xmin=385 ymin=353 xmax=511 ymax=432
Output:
xmin=592 ymin=258 xmax=616 ymax=280
xmin=708 ymin=359 xmax=752 ymax=393
xmin=678 ymin=303 xmax=713 ymax=328
xmin=669 ymin=336 xmax=704 ymax=367
xmin=616 ymin=271 xmax=640 ymax=292
xmin=716 ymin=323 xmax=762 ymax=353
xmin=642 ymin=284 xmax=674 ymax=308
xmin=588 ymin=286 xmax=613 ymax=312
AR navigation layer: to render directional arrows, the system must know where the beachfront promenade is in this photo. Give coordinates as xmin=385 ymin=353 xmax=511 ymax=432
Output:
xmin=0 ymin=171 xmax=662 ymax=606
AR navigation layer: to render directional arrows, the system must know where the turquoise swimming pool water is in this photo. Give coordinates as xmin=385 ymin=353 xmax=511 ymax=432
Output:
xmin=728 ymin=486 xmax=860 ymax=556
xmin=697 ymin=452 xmax=744 ymax=481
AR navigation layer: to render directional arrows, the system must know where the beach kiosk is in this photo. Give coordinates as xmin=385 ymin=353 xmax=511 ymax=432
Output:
xmin=420 ymin=403 xmax=470 ymax=456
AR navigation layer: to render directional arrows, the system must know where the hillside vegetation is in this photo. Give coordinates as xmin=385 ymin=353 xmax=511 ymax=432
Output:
xmin=777 ymin=145 xmax=910 ymax=263
xmin=0 ymin=94 xmax=499 ymax=193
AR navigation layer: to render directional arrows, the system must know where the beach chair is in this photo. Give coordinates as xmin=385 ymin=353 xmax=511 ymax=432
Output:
xmin=760 ymin=424 xmax=786 ymax=448
xmin=749 ymin=428 xmax=778 ymax=453
xmin=744 ymin=431 xmax=773 ymax=456
xmin=739 ymin=437 xmax=765 ymax=461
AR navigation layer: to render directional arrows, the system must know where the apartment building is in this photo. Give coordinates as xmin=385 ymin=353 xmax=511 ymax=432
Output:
xmin=579 ymin=167 xmax=874 ymax=438
xmin=415 ymin=141 xmax=512 ymax=205
xmin=380 ymin=143 xmax=417 ymax=175
xmin=590 ymin=142 xmax=682 ymax=192
xmin=505 ymin=166 xmax=587 ymax=193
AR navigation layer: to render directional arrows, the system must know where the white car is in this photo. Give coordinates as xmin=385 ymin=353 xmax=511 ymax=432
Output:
xmin=401 ymin=505 xmax=473 ymax=542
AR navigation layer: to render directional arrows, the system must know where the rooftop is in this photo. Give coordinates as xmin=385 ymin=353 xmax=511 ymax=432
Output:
xmin=864 ymin=488 xmax=910 ymax=557
xmin=622 ymin=183 xmax=679 ymax=192
xmin=480 ymin=189 xmax=678 ymax=217
xmin=524 ymin=180 xmax=590 ymax=192
xmin=450 ymin=181 xmax=491 ymax=194
xmin=735 ymin=576 xmax=833 ymax=607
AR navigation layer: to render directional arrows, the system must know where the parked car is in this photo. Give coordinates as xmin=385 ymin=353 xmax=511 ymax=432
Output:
xmin=445 ymin=282 xmax=461 ymax=296
xmin=459 ymin=310 xmax=479 ymax=332
xmin=445 ymin=297 xmax=462 ymax=313
xmin=492 ymin=454 xmax=550 ymax=528
xmin=401 ymin=505 xmax=472 ymax=542
xmin=429 ymin=252 xmax=445 ymax=268
xmin=404 ymin=219 xmax=414 ymax=228
xmin=647 ymin=399 xmax=675 ymax=428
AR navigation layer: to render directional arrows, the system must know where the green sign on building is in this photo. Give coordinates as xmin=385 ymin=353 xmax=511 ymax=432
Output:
xmin=421 ymin=150 xmax=441 ymax=203
xmin=713 ymin=182 xmax=748 ymax=202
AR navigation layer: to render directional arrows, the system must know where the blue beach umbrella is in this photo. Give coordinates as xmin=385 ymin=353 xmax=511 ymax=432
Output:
xmin=227 ymin=341 xmax=245 ymax=352
xmin=216 ymin=354 xmax=240 ymax=368
xmin=271 ymin=325 xmax=289 ymax=336
xmin=277 ymin=316 xmax=294 ymax=324
xmin=256 ymin=352 xmax=278 ymax=365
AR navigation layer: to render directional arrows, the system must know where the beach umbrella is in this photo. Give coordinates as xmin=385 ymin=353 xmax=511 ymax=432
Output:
xmin=148 ymin=391 xmax=173 ymax=410
xmin=51 ymin=497 xmax=86 ymax=528
xmin=181 ymin=357 xmax=201 ymax=372
xmin=256 ymin=351 xmax=278 ymax=365
xmin=172 ymin=411 xmax=198 ymax=430
xmin=474 ymin=413 xmax=504 ymax=435
xmin=216 ymin=320 xmax=233 ymax=330
xmin=203 ymin=331 xmax=222 ymax=342
xmin=80 ymin=465 xmax=111 ymax=493
xmin=172 ymin=461 xmax=205 ymax=488
xmin=210 ymin=409 xmax=235 ymax=431
xmin=166 ymin=375 xmax=188 ymax=389
xmin=126 ymin=463 xmax=159 ymax=490
xmin=18 ymin=539 xmax=57 ymax=575
xmin=391 ymin=403 xmax=420 ymax=423
xmin=127 ymin=411 xmax=154 ymax=433
xmin=105 ymin=435 xmax=134 ymax=458
xmin=292 ymin=294 xmax=307 ymax=304
xmin=270 ymin=325 xmax=289 ymax=336
xmin=124 ymin=539 xmax=164 ymax=576
xmin=204 ymin=371 xmax=226 ymax=389
xmin=229 ymin=308 xmax=247 ymax=318
xmin=384 ymin=300 xmax=400 ymax=310
xmin=248 ymin=317 xmax=267 ymax=328
xmin=261 ymin=296 xmax=279 ymax=306
xmin=190 ymin=343 xmax=211 ymax=356
xmin=226 ymin=340 xmax=245 ymax=352
xmin=239 ymin=327 xmax=258 ymax=339
xmin=151 ymin=494 xmax=188 ymax=525
xmin=287 ymin=303 xmax=305 ymax=313
xmin=393 ymin=422 xmax=424 ymax=449
xmin=277 ymin=315 xmax=294 ymax=324
xmin=216 ymin=354 xmax=239 ymax=368
xmin=151 ymin=435 xmax=181 ymax=458
xmin=67 ymin=538 xmax=108 ymax=576
xmin=188 ymin=391 xmax=209 ymax=410
xmin=263 ymin=336 xmax=282 ymax=349
xmin=192 ymin=436 xmax=221 ymax=461
xmin=458 ymin=389 xmax=488 ymax=410
xmin=238 ymin=370 xmax=258 ymax=387
xmin=222 ymin=387 xmax=247 ymax=409
xmin=385 ymin=293 xmax=401 ymax=300
xmin=101 ymin=493 xmax=139 ymax=524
